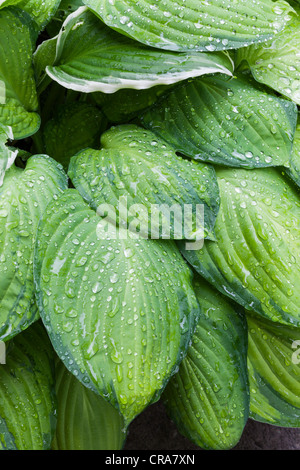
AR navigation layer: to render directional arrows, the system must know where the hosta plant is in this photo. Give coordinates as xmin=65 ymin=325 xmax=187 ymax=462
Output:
xmin=0 ymin=0 xmax=299 ymax=451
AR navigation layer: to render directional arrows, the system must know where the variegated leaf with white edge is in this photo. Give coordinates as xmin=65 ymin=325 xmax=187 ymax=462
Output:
xmin=44 ymin=7 xmax=233 ymax=94
xmin=0 ymin=124 xmax=17 ymax=187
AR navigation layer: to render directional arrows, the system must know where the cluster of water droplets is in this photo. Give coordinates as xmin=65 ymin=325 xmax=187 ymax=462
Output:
xmin=144 ymin=75 xmax=295 ymax=169
xmin=0 ymin=158 xmax=66 ymax=340
xmin=36 ymin=185 xmax=200 ymax=420
xmin=94 ymin=0 xmax=293 ymax=52
xmin=199 ymin=168 xmax=300 ymax=327
xmin=239 ymin=13 xmax=300 ymax=105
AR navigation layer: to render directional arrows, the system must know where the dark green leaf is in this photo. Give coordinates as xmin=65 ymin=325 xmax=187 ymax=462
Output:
xmin=0 ymin=0 xmax=60 ymax=30
xmin=52 ymin=359 xmax=126 ymax=450
xmin=142 ymin=75 xmax=297 ymax=168
xmin=43 ymin=101 xmax=107 ymax=170
xmin=0 ymin=321 xmax=56 ymax=450
xmin=163 ymin=276 xmax=249 ymax=450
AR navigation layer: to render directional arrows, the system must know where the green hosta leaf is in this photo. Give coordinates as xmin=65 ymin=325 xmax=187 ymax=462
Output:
xmin=247 ymin=313 xmax=300 ymax=427
xmin=68 ymin=124 xmax=220 ymax=242
xmin=0 ymin=321 xmax=56 ymax=450
xmin=286 ymin=118 xmax=300 ymax=187
xmin=0 ymin=7 xmax=40 ymax=139
xmin=0 ymin=100 xmax=40 ymax=141
xmin=36 ymin=81 xmax=73 ymax=132
xmin=236 ymin=12 xmax=300 ymax=105
xmin=248 ymin=361 xmax=300 ymax=427
xmin=93 ymin=86 xmax=170 ymax=124
xmin=142 ymin=75 xmax=297 ymax=168
xmin=45 ymin=7 xmax=233 ymax=94
xmin=52 ymin=359 xmax=126 ymax=450
xmin=0 ymin=0 xmax=60 ymax=29
xmin=0 ymin=0 xmax=19 ymax=4
xmin=163 ymin=277 xmax=249 ymax=450
xmin=43 ymin=102 xmax=107 ymax=170
xmin=0 ymin=155 xmax=68 ymax=342
xmin=0 ymin=124 xmax=11 ymax=141
xmin=34 ymin=36 xmax=58 ymax=89
xmin=0 ymin=124 xmax=17 ymax=187
xmin=34 ymin=189 xmax=200 ymax=425
xmin=83 ymin=0 xmax=293 ymax=52
xmin=180 ymin=167 xmax=300 ymax=328
xmin=18 ymin=0 xmax=61 ymax=30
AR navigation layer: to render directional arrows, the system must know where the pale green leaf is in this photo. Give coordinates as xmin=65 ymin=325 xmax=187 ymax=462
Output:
xmin=34 ymin=35 xmax=58 ymax=88
xmin=236 ymin=12 xmax=300 ymax=105
xmin=34 ymin=189 xmax=200 ymax=425
xmin=286 ymin=117 xmax=300 ymax=187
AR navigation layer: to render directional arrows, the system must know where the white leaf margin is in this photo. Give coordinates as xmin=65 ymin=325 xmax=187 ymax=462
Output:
xmin=45 ymin=6 xmax=234 ymax=94
xmin=0 ymin=125 xmax=18 ymax=187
